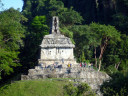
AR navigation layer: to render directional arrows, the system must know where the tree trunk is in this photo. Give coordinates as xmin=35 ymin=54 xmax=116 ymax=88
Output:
xmin=98 ymin=46 xmax=104 ymax=71
xmin=98 ymin=59 xmax=101 ymax=71
xmin=98 ymin=37 xmax=109 ymax=71
xmin=94 ymin=47 xmax=97 ymax=68
xmin=115 ymin=61 xmax=121 ymax=70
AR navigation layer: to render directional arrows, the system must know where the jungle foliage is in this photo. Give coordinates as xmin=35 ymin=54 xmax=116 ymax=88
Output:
xmin=0 ymin=8 xmax=27 ymax=79
xmin=101 ymin=73 xmax=128 ymax=96
xmin=0 ymin=0 xmax=128 ymax=95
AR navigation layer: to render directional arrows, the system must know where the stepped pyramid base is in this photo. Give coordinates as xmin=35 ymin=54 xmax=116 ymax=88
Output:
xmin=21 ymin=66 xmax=110 ymax=96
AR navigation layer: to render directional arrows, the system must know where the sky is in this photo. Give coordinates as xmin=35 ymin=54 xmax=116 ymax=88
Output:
xmin=0 ymin=0 xmax=23 ymax=11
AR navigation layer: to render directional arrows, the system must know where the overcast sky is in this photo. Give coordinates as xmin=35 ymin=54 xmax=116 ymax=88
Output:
xmin=0 ymin=0 xmax=23 ymax=11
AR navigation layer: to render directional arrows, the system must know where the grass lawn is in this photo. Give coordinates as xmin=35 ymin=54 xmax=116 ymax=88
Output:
xmin=0 ymin=79 xmax=68 ymax=96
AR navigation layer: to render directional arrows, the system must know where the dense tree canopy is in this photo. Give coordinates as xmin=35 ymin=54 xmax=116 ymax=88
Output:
xmin=22 ymin=0 xmax=83 ymax=26
xmin=0 ymin=8 xmax=27 ymax=79
xmin=89 ymin=23 xmax=121 ymax=71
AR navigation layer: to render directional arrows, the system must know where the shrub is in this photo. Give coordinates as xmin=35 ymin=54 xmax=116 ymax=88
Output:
xmin=63 ymin=83 xmax=96 ymax=96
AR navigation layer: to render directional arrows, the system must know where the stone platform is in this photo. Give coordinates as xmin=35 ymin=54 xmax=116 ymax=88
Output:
xmin=21 ymin=65 xmax=110 ymax=96
xmin=38 ymin=59 xmax=77 ymax=67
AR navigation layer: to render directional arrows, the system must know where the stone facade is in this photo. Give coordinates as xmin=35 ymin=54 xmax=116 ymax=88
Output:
xmin=38 ymin=16 xmax=77 ymax=67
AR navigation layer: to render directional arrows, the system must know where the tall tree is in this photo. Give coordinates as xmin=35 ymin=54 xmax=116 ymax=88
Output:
xmin=0 ymin=8 xmax=27 ymax=79
xmin=90 ymin=23 xmax=121 ymax=71
xmin=20 ymin=15 xmax=49 ymax=70
xmin=102 ymin=34 xmax=128 ymax=75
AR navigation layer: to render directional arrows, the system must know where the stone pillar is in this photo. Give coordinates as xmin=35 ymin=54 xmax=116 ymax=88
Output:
xmin=51 ymin=16 xmax=60 ymax=34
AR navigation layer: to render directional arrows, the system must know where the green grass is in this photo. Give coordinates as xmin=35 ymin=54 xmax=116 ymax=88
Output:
xmin=0 ymin=79 xmax=96 ymax=96
xmin=0 ymin=79 xmax=68 ymax=96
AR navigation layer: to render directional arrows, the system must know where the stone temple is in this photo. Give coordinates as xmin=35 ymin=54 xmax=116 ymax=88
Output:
xmin=21 ymin=16 xmax=110 ymax=96
xmin=38 ymin=16 xmax=77 ymax=67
